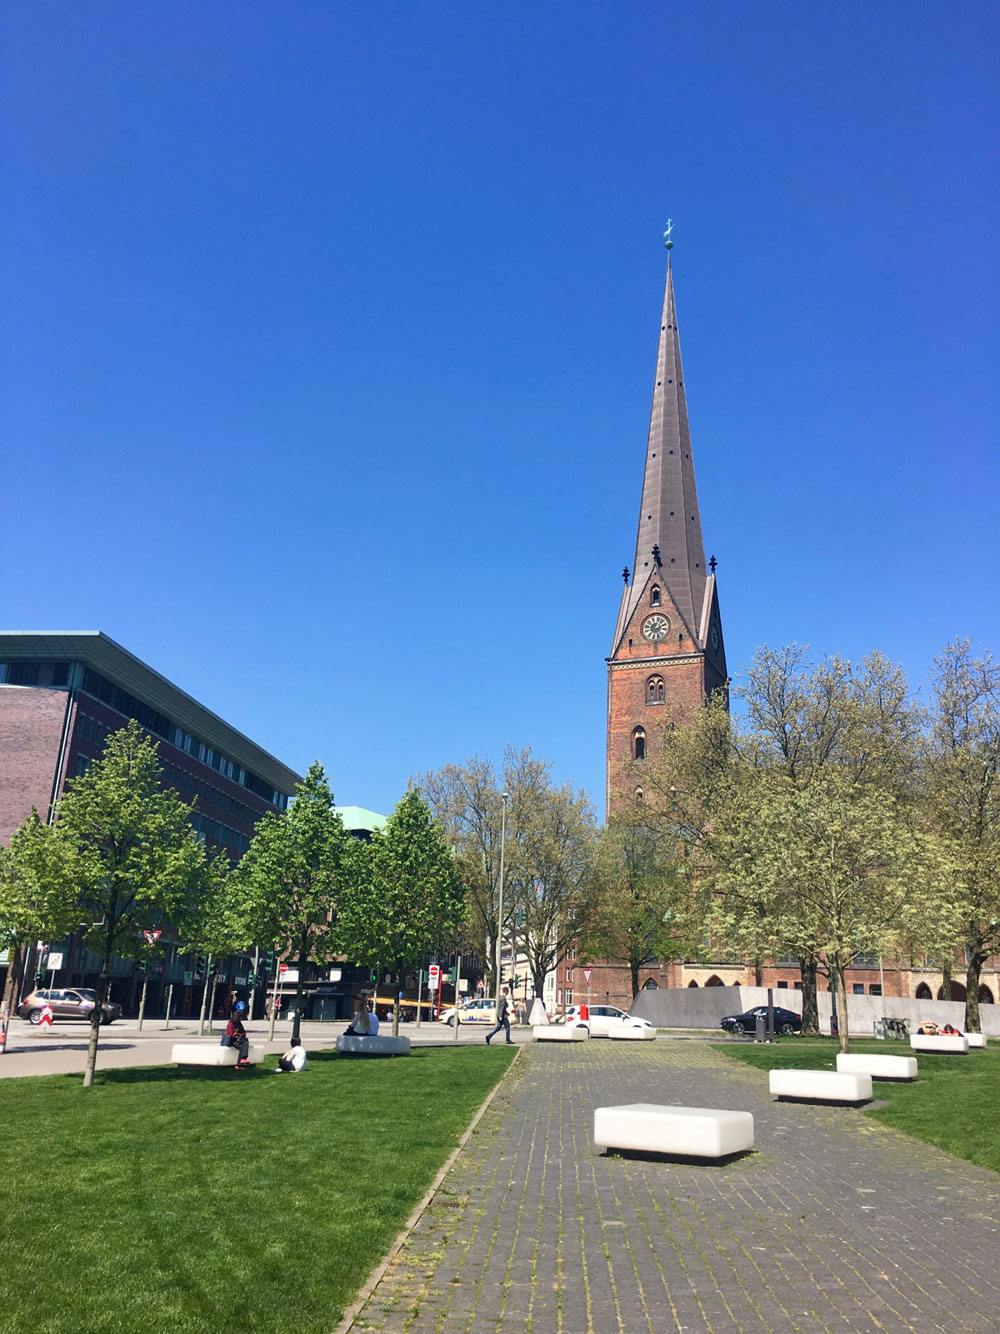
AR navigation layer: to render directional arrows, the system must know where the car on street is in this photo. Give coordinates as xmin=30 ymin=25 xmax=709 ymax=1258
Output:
xmin=564 ymin=1004 xmax=655 ymax=1037
xmin=719 ymin=1005 xmax=802 ymax=1037
xmin=17 ymin=988 xmax=122 ymax=1026
xmin=437 ymin=998 xmax=497 ymax=1026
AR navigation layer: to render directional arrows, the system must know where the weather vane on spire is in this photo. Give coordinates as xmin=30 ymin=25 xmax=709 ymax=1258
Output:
xmin=663 ymin=218 xmax=675 ymax=250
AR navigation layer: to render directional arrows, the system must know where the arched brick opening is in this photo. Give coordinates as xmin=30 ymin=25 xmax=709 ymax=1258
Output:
xmin=641 ymin=978 xmax=659 ymax=991
xmin=915 ymin=982 xmax=932 ymax=999
xmin=978 ymin=983 xmax=995 ymax=1004
xmin=705 ymin=975 xmax=724 ymax=987
xmin=937 ymin=981 xmax=967 ymax=1001
xmin=687 ymin=979 xmax=699 ymax=988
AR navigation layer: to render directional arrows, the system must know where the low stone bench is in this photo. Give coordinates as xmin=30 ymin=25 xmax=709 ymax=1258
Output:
xmin=533 ymin=1024 xmax=588 ymax=1042
xmin=910 ymin=1034 xmax=969 ymax=1054
xmin=594 ymin=1103 xmax=754 ymax=1159
xmin=967 ymin=1033 xmax=986 ymax=1049
xmin=335 ymin=1034 xmax=410 ymax=1056
xmin=608 ymin=1024 xmax=656 ymax=1041
xmin=769 ymin=1069 xmax=873 ymax=1104
xmin=836 ymin=1052 xmax=917 ymax=1081
xmin=172 ymin=1042 xmax=265 ymax=1067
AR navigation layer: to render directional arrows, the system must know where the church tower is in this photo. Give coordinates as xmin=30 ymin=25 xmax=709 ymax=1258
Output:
xmin=606 ymin=244 xmax=727 ymax=812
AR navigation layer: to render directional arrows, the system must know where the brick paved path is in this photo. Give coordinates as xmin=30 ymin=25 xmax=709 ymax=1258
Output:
xmin=351 ymin=1041 xmax=1000 ymax=1333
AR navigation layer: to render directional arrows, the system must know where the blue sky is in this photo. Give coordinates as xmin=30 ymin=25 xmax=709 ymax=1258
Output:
xmin=3 ymin=2 xmax=997 ymax=815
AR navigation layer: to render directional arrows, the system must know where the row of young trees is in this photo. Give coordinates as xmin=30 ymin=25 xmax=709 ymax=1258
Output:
xmin=0 ymin=722 xmax=465 ymax=1088
xmin=585 ymin=639 xmax=1000 ymax=1050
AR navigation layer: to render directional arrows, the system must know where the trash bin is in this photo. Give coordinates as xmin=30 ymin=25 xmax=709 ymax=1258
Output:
xmin=755 ymin=1015 xmax=766 ymax=1043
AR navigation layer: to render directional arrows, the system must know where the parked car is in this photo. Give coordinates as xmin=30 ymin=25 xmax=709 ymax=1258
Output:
xmin=720 ymin=1005 xmax=802 ymax=1037
xmin=17 ymin=988 xmax=122 ymax=1026
xmin=437 ymin=998 xmax=497 ymax=1026
xmin=564 ymin=1004 xmax=655 ymax=1037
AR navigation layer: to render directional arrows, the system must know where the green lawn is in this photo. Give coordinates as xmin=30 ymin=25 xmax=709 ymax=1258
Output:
xmin=0 ymin=1046 xmax=516 ymax=1334
xmin=717 ymin=1036 xmax=1000 ymax=1176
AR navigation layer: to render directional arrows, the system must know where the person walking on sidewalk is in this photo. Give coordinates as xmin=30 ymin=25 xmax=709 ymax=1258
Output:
xmin=485 ymin=987 xmax=513 ymax=1045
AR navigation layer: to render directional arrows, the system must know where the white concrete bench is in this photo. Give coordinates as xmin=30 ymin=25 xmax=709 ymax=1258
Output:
xmin=335 ymin=1034 xmax=410 ymax=1056
xmin=172 ymin=1042 xmax=265 ymax=1067
xmin=910 ymin=1034 xmax=969 ymax=1054
xmin=967 ymin=1033 xmax=986 ymax=1048
xmin=769 ymin=1069 xmax=872 ymax=1103
xmin=594 ymin=1103 xmax=754 ymax=1159
xmin=533 ymin=1024 xmax=588 ymax=1041
xmin=836 ymin=1053 xmax=917 ymax=1081
xmin=608 ymin=1024 xmax=656 ymax=1041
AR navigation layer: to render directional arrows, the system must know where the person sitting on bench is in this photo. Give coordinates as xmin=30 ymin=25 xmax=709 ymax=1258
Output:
xmin=344 ymin=996 xmax=372 ymax=1037
xmin=276 ymin=1037 xmax=307 ymax=1072
xmin=223 ymin=1014 xmax=251 ymax=1066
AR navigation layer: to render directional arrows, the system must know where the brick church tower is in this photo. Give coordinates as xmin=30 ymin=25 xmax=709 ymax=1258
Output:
xmin=606 ymin=247 xmax=727 ymax=813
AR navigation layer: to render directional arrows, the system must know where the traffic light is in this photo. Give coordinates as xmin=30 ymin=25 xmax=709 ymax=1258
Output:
xmin=207 ymin=958 xmax=218 ymax=980
xmin=34 ymin=967 xmax=45 ymax=986
xmin=447 ymin=968 xmax=457 ymax=985
xmin=247 ymin=969 xmax=257 ymax=987
xmin=264 ymin=949 xmax=277 ymax=974
xmin=138 ymin=957 xmax=147 ymax=976
xmin=194 ymin=957 xmax=205 ymax=982
xmin=370 ymin=969 xmax=377 ymax=983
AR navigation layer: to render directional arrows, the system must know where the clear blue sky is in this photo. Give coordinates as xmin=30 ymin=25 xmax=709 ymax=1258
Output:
xmin=3 ymin=3 xmax=997 ymax=815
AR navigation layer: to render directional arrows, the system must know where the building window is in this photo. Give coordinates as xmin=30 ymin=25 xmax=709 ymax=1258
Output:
xmin=777 ymin=980 xmax=788 ymax=989
xmin=564 ymin=990 xmax=573 ymax=1006
xmin=869 ymin=984 xmax=882 ymax=996
xmin=635 ymin=787 xmax=643 ymax=804
xmin=852 ymin=983 xmax=864 ymax=995
xmin=647 ymin=675 xmax=664 ymax=704
xmin=565 ymin=969 xmax=573 ymax=984
xmin=650 ymin=586 xmax=661 ymax=607
xmin=632 ymin=727 xmax=646 ymax=761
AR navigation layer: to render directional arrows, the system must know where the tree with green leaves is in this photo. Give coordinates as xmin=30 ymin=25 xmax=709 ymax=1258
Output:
xmin=578 ymin=811 xmax=696 ymax=1000
xmin=232 ymin=762 xmax=361 ymax=1037
xmin=923 ymin=640 xmax=1000 ymax=1033
xmin=39 ymin=720 xmax=212 ymax=1087
xmin=338 ymin=788 xmax=466 ymax=1034
xmin=709 ymin=768 xmax=959 ymax=1051
xmin=176 ymin=852 xmax=240 ymax=1034
xmin=0 ymin=811 xmax=79 ymax=1044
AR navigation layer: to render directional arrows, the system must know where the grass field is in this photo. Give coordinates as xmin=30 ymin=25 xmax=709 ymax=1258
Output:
xmin=718 ymin=1036 xmax=1000 ymax=1176
xmin=0 ymin=1045 xmax=516 ymax=1334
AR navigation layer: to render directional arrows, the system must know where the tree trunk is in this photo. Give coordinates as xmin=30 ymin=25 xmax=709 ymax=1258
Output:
xmin=964 ymin=947 xmax=984 ymax=1034
xmin=799 ymin=958 xmax=819 ymax=1035
xmin=207 ymin=974 xmax=219 ymax=1032
xmin=831 ymin=963 xmax=850 ymax=1054
xmin=392 ymin=960 xmax=401 ymax=1036
xmin=630 ymin=959 xmax=640 ymax=1006
xmin=197 ymin=955 xmax=213 ymax=1035
xmin=754 ymin=958 xmax=763 ymax=987
xmin=1 ymin=943 xmax=26 ymax=1053
xmin=83 ymin=965 xmax=111 ymax=1089
xmin=941 ymin=955 xmax=952 ymax=1003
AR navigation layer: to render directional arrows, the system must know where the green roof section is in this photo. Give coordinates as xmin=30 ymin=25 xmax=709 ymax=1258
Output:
xmin=335 ymin=805 xmax=388 ymax=835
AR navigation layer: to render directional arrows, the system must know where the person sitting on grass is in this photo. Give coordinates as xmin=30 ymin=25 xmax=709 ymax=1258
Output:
xmin=224 ymin=1013 xmax=251 ymax=1067
xmin=276 ymin=1037 xmax=307 ymax=1072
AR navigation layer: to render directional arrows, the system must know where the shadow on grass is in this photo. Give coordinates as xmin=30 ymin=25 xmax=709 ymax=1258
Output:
xmin=93 ymin=1063 xmax=272 ymax=1085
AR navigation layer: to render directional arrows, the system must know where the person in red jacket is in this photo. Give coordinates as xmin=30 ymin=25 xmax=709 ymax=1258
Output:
xmin=224 ymin=1014 xmax=250 ymax=1067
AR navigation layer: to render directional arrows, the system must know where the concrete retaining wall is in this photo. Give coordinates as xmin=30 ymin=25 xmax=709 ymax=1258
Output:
xmin=631 ymin=984 xmax=1000 ymax=1036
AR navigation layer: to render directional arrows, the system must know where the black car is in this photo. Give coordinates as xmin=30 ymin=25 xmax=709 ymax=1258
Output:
xmin=720 ymin=1005 xmax=802 ymax=1037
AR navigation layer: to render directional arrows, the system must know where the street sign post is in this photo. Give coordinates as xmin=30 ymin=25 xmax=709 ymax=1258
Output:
xmin=143 ymin=929 xmax=162 ymax=945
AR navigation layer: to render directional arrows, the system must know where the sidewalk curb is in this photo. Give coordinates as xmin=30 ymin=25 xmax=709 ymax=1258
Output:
xmin=331 ymin=1043 xmax=525 ymax=1334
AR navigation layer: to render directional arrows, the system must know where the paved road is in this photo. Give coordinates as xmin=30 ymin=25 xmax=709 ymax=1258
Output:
xmin=351 ymin=1040 xmax=1000 ymax=1334
xmin=0 ymin=1017 xmax=532 ymax=1078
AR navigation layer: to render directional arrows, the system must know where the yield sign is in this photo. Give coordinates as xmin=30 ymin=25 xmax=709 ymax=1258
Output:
xmin=143 ymin=929 xmax=162 ymax=944
xmin=583 ymin=968 xmax=593 ymax=984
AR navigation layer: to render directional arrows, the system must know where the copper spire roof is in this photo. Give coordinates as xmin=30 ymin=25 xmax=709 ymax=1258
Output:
xmin=619 ymin=258 xmax=708 ymax=643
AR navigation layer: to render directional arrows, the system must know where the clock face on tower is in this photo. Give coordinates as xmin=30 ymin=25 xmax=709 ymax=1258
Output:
xmin=642 ymin=614 xmax=670 ymax=642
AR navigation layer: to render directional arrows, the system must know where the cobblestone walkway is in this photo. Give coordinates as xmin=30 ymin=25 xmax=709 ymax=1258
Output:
xmin=351 ymin=1041 xmax=1000 ymax=1333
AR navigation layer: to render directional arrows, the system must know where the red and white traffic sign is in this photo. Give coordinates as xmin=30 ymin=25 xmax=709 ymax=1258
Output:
xmin=279 ymin=963 xmax=288 ymax=975
xmin=143 ymin=929 xmax=162 ymax=944
xmin=428 ymin=964 xmax=441 ymax=990
xmin=583 ymin=968 xmax=593 ymax=984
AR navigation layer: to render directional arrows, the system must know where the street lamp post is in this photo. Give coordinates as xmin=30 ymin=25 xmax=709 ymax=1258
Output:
xmin=495 ymin=790 xmax=509 ymax=1011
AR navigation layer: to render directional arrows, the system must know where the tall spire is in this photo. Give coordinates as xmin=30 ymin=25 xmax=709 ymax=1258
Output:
xmin=619 ymin=249 xmax=708 ymax=644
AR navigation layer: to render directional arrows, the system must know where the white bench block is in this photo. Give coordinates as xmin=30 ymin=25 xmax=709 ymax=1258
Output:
xmin=966 ymin=1033 xmax=986 ymax=1048
xmin=837 ymin=1053 xmax=917 ymax=1081
xmin=910 ymin=1034 xmax=969 ymax=1054
xmin=172 ymin=1043 xmax=264 ymax=1067
xmin=608 ymin=1024 xmax=656 ymax=1041
xmin=769 ymin=1069 xmax=872 ymax=1103
xmin=533 ymin=1024 xmax=588 ymax=1041
xmin=335 ymin=1034 xmax=410 ymax=1056
xmin=594 ymin=1103 xmax=754 ymax=1158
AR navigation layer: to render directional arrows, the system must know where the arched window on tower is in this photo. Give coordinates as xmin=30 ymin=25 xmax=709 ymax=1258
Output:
xmin=650 ymin=586 xmax=661 ymax=607
xmin=634 ymin=787 xmax=643 ymax=805
xmin=632 ymin=727 xmax=646 ymax=761
xmin=647 ymin=675 xmax=665 ymax=704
